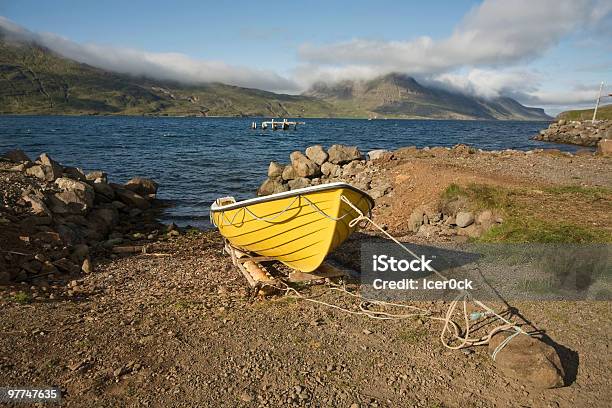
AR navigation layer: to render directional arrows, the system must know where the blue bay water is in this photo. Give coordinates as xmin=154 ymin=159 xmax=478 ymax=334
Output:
xmin=0 ymin=116 xmax=575 ymax=227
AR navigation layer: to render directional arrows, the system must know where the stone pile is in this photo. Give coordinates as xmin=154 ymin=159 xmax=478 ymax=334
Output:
xmin=0 ymin=149 xmax=162 ymax=284
xmin=533 ymin=119 xmax=611 ymax=148
xmin=258 ymin=144 xmax=394 ymax=200
xmin=408 ymin=206 xmax=502 ymax=240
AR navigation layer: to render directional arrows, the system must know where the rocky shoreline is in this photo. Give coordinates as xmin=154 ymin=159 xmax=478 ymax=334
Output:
xmin=1 ymin=143 xmax=611 ymax=407
xmin=0 ymin=150 xmax=172 ymax=288
xmin=257 ymin=142 xmax=611 ymax=241
xmin=533 ymin=119 xmax=612 ymax=149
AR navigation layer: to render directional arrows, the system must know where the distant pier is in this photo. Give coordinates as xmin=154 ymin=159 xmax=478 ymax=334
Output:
xmin=251 ymin=119 xmax=305 ymax=130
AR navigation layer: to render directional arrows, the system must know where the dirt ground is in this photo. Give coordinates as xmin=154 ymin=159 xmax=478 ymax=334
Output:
xmin=1 ymin=148 xmax=611 ymax=407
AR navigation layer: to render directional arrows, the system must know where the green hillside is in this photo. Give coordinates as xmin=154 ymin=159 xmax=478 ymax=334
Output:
xmin=0 ymin=38 xmax=332 ymax=117
xmin=0 ymin=35 xmax=550 ymax=120
xmin=557 ymin=104 xmax=612 ymax=121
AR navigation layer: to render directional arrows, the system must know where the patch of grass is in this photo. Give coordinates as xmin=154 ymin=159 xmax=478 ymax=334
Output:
xmin=12 ymin=291 xmax=31 ymax=304
xmin=543 ymin=185 xmax=611 ymax=200
xmin=442 ymin=183 xmax=512 ymax=211
xmin=442 ymin=182 xmax=611 ymax=243
xmin=398 ymin=327 xmax=427 ymax=344
xmin=479 ymin=217 xmax=611 ymax=243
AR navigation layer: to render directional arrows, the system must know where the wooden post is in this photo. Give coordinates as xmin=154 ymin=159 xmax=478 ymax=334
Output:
xmin=592 ymin=81 xmax=604 ymax=122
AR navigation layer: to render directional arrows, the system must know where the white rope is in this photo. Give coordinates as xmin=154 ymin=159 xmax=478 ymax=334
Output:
xmin=324 ymin=194 xmax=530 ymax=350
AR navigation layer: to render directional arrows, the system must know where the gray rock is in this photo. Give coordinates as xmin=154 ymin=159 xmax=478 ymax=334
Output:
xmin=49 ymin=178 xmax=95 ymax=214
xmin=342 ymin=160 xmax=365 ymax=177
xmin=305 ymin=145 xmax=329 ymax=165
xmin=25 ymin=165 xmax=61 ymax=181
xmin=38 ymin=153 xmax=63 ymax=180
xmin=88 ymin=207 xmax=119 ymax=230
xmin=268 ymin=161 xmax=284 ymax=178
xmin=3 ymin=149 xmax=31 ymax=163
xmin=321 ymin=162 xmax=341 ymax=177
xmin=368 ymin=182 xmax=392 ymax=199
xmin=125 ymin=177 xmax=158 ymax=197
xmin=282 ymin=165 xmax=298 ymax=181
xmin=489 ymin=332 xmax=564 ymax=389
xmin=367 ymin=149 xmax=389 ymax=161
xmin=23 ymin=195 xmax=52 ymax=217
xmin=288 ymin=177 xmax=311 ymax=190
xmin=114 ymin=188 xmax=151 ymax=210
xmin=93 ymin=180 xmax=115 ymax=200
xmin=86 ymin=170 xmax=107 ymax=182
xmin=62 ymin=167 xmax=87 ymax=181
xmin=257 ymin=178 xmax=288 ymax=196
xmin=328 ymin=144 xmax=363 ymax=165
xmin=290 ymin=151 xmax=320 ymax=178
xmin=456 ymin=211 xmax=475 ymax=228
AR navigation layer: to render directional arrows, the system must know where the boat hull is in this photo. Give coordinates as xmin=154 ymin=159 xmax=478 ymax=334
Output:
xmin=210 ymin=183 xmax=374 ymax=272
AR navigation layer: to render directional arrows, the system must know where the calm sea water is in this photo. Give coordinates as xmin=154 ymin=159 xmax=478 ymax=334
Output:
xmin=0 ymin=116 xmax=575 ymax=227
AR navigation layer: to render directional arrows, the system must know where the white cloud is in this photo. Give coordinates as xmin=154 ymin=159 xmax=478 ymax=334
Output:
xmin=297 ymin=0 xmax=612 ymax=84
xmin=0 ymin=16 xmax=299 ymax=93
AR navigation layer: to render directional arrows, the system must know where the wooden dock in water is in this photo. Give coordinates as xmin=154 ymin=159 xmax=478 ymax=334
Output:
xmin=251 ymin=119 xmax=305 ymax=130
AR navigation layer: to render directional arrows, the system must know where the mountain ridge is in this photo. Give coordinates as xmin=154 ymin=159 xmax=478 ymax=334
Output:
xmin=0 ymin=35 xmax=550 ymax=120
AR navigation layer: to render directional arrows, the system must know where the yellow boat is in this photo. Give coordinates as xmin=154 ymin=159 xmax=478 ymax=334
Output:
xmin=210 ymin=182 xmax=374 ymax=272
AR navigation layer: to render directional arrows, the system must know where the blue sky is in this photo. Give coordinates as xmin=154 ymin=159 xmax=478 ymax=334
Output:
xmin=1 ymin=0 xmax=610 ymax=113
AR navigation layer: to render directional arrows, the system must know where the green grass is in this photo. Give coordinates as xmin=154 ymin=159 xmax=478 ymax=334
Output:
xmin=441 ymin=183 xmax=611 ymax=243
xmin=557 ymin=104 xmax=612 ymax=121
xmin=480 ymin=218 xmax=610 ymax=243
xmin=442 ymin=183 xmax=514 ymax=211
xmin=543 ymin=185 xmax=611 ymax=200
xmin=12 ymin=291 xmax=31 ymax=304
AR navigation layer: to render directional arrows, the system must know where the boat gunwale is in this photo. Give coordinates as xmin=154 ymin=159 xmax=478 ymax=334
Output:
xmin=210 ymin=182 xmax=374 ymax=212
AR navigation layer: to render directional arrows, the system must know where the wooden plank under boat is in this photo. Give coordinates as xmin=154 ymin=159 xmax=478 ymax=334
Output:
xmin=210 ymin=182 xmax=374 ymax=272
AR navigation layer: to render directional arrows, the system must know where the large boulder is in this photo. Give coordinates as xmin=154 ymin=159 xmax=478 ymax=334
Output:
xmin=23 ymin=194 xmax=52 ymax=217
xmin=597 ymin=139 xmax=612 ymax=156
xmin=92 ymin=180 xmax=115 ymax=201
xmin=114 ymin=187 xmax=151 ymax=210
xmin=38 ymin=153 xmax=63 ymax=178
xmin=50 ymin=177 xmax=95 ymax=214
xmin=268 ymin=161 xmax=284 ymax=179
xmin=367 ymin=149 xmax=390 ymax=161
xmin=125 ymin=177 xmax=158 ymax=198
xmin=328 ymin=145 xmax=362 ymax=165
xmin=321 ymin=162 xmax=341 ymax=177
xmin=87 ymin=207 xmax=119 ymax=232
xmin=456 ymin=211 xmax=475 ymax=228
xmin=3 ymin=149 xmax=31 ymax=163
xmin=288 ymin=177 xmax=311 ymax=190
xmin=25 ymin=164 xmax=62 ymax=182
xmin=86 ymin=171 xmax=107 ymax=183
xmin=257 ymin=178 xmax=289 ymax=196
xmin=290 ymin=151 xmax=320 ymax=178
xmin=305 ymin=145 xmax=329 ymax=165
xmin=282 ymin=165 xmax=298 ymax=181
xmin=489 ymin=332 xmax=564 ymax=389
